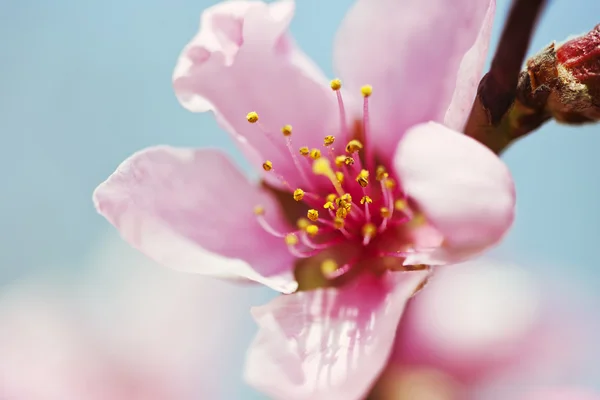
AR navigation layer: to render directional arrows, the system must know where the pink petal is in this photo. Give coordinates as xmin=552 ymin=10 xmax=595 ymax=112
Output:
xmin=521 ymin=388 xmax=600 ymax=400
xmin=333 ymin=0 xmax=495 ymax=161
xmin=244 ymin=271 xmax=429 ymax=400
xmin=393 ymin=260 xmax=541 ymax=383
xmin=444 ymin=1 xmax=496 ymax=131
xmin=394 ymin=122 xmax=515 ymax=264
xmin=93 ymin=146 xmax=297 ymax=293
xmin=173 ymin=0 xmax=339 ymax=189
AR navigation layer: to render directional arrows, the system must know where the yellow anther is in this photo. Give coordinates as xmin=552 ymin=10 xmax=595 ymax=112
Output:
xmin=310 ymin=149 xmax=322 ymax=160
xmin=326 ymin=193 xmax=337 ymax=203
xmin=324 ymin=135 xmax=335 ymax=146
xmin=360 ymin=196 xmax=373 ymax=205
xmin=356 ymin=169 xmax=370 ymax=188
xmin=344 ymin=157 xmax=355 ymax=166
xmin=375 ymin=166 xmax=389 ymax=181
xmin=281 ymin=124 xmax=293 ymax=136
xmin=307 ymin=209 xmax=319 ymax=222
xmin=335 ymin=171 xmax=345 ymax=184
xmin=341 ymin=193 xmax=352 ymax=203
xmin=246 ymin=111 xmax=259 ymax=123
xmin=297 ymin=218 xmax=311 ymax=230
xmin=313 ymin=158 xmax=345 ymax=197
xmin=321 ymin=259 xmax=338 ymax=275
xmin=408 ymin=213 xmax=427 ymax=227
xmin=334 ymin=155 xmax=346 ymax=167
xmin=262 ymin=160 xmax=273 ymax=171
xmin=345 ymin=139 xmax=364 ymax=154
xmin=333 ymin=217 xmax=345 ymax=229
xmin=306 ymin=224 xmax=319 ymax=236
xmin=336 ymin=207 xmax=348 ymax=219
xmin=380 ymin=207 xmax=392 ymax=218
xmin=384 ymin=178 xmax=397 ymax=189
xmin=285 ymin=233 xmax=298 ymax=246
xmin=324 ymin=201 xmax=335 ymax=210
xmin=253 ymin=205 xmax=265 ymax=215
xmin=362 ymin=223 xmax=377 ymax=238
xmin=293 ymin=188 xmax=305 ymax=201
xmin=360 ymin=85 xmax=373 ymax=97
xmin=394 ymin=199 xmax=407 ymax=211
xmin=299 ymin=147 xmax=310 ymax=156
xmin=330 ymin=78 xmax=342 ymax=91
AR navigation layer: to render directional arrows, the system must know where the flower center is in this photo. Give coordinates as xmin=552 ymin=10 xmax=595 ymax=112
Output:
xmin=251 ymin=80 xmax=427 ymax=282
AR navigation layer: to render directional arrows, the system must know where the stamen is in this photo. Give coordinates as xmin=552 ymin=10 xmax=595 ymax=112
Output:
xmin=360 ymin=85 xmax=374 ymax=170
xmin=255 ymin=206 xmax=288 ymax=237
xmin=282 ymin=125 xmax=315 ymax=190
xmin=324 ymin=135 xmax=335 ymax=147
xmin=362 ymin=223 xmax=377 ymax=246
xmin=310 ymin=149 xmax=322 ymax=160
xmin=246 ymin=112 xmax=259 ymax=123
xmin=321 ymin=258 xmax=354 ymax=280
xmin=307 ymin=209 xmax=319 ymax=222
xmin=246 ymin=112 xmax=284 ymax=151
xmin=296 ymin=218 xmax=311 ymax=230
xmin=375 ymin=166 xmax=388 ymax=181
xmin=345 ymin=140 xmax=364 ymax=154
xmin=262 ymin=160 xmax=291 ymax=190
xmin=262 ymin=161 xmax=272 ymax=171
xmin=299 ymin=147 xmax=310 ymax=156
xmin=360 ymin=195 xmax=372 ymax=222
xmin=313 ymin=158 xmax=345 ymax=197
xmin=330 ymin=78 xmax=349 ymax=144
xmin=356 ymin=169 xmax=369 ymax=188
xmin=321 ymin=259 xmax=338 ymax=275
xmin=380 ymin=207 xmax=391 ymax=218
xmin=394 ymin=199 xmax=407 ymax=211
xmin=293 ymin=188 xmax=305 ymax=201
xmin=305 ymin=224 xmax=319 ymax=236
xmin=379 ymin=207 xmax=392 ymax=232
xmin=284 ymin=233 xmax=299 ymax=246
xmin=281 ymin=125 xmax=293 ymax=136
xmin=300 ymin=232 xmax=340 ymax=250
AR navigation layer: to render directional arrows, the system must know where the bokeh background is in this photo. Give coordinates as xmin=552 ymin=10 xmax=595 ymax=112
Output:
xmin=1 ymin=0 xmax=599 ymax=398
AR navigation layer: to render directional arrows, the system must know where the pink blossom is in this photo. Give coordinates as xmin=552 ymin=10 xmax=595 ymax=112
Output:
xmin=0 ymin=235 xmax=253 ymax=400
xmin=371 ymin=259 xmax=598 ymax=400
xmin=93 ymin=0 xmax=515 ymax=399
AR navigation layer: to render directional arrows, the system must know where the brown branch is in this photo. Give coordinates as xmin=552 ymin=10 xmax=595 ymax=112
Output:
xmin=464 ymin=0 xmax=548 ymax=153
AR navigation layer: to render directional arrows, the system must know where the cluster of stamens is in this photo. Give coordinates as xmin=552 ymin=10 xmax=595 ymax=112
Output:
xmin=251 ymin=80 xmax=423 ymax=279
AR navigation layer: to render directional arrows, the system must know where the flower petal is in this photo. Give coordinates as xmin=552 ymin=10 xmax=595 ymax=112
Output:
xmin=244 ymin=271 xmax=429 ymax=400
xmin=393 ymin=260 xmax=540 ymax=382
xmin=333 ymin=0 xmax=495 ymax=161
xmin=521 ymin=388 xmax=600 ymax=400
xmin=93 ymin=146 xmax=297 ymax=293
xmin=173 ymin=0 xmax=339 ymax=189
xmin=394 ymin=122 xmax=515 ymax=263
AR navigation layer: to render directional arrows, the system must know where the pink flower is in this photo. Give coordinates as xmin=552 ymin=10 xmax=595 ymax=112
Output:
xmin=93 ymin=0 xmax=515 ymax=399
xmin=0 ymin=235 xmax=253 ymax=400
xmin=371 ymin=260 xmax=598 ymax=400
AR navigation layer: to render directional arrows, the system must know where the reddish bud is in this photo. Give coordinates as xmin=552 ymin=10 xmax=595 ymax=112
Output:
xmin=520 ymin=24 xmax=600 ymax=124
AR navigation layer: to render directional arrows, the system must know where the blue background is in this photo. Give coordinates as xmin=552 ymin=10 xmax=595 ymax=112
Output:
xmin=1 ymin=0 xmax=599 ymax=397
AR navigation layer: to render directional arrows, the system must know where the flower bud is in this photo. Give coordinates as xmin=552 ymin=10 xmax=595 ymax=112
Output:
xmin=519 ymin=24 xmax=600 ymax=124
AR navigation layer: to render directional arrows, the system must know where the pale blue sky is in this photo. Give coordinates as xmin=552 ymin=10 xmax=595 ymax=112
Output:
xmin=1 ymin=0 xmax=599 ymax=397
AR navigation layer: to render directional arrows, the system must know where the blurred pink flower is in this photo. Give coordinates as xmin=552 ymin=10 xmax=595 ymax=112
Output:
xmin=371 ymin=260 xmax=599 ymax=400
xmin=93 ymin=0 xmax=515 ymax=399
xmin=0 ymin=234 xmax=256 ymax=400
